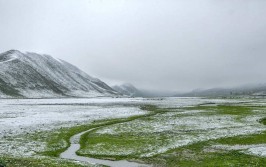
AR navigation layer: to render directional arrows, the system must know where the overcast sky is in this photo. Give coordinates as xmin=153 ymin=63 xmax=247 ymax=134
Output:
xmin=1 ymin=0 xmax=266 ymax=92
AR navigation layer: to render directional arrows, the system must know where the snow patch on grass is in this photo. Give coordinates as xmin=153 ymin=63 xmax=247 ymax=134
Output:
xmin=209 ymin=144 xmax=266 ymax=157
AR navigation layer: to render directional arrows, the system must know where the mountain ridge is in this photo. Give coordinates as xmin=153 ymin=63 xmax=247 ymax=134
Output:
xmin=0 ymin=50 xmax=119 ymax=98
xmin=112 ymin=83 xmax=142 ymax=97
xmin=176 ymin=84 xmax=266 ymax=97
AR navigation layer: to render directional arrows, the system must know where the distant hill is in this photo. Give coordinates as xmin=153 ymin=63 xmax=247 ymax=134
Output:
xmin=112 ymin=83 xmax=143 ymax=97
xmin=0 ymin=50 xmax=119 ymax=98
xmin=112 ymin=83 xmax=176 ymax=97
xmin=176 ymin=84 xmax=266 ymax=97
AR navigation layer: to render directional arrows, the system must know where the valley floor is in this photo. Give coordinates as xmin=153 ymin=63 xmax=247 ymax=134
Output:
xmin=0 ymin=97 xmax=265 ymax=166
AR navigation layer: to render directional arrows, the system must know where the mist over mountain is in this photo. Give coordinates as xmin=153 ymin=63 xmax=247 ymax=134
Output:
xmin=112 ymin=83 xmax=177 ymax=97
xmin=0 ymin=50 xmax=119 ymax=98
xmin=112 ymin=83 xmax=143 ymax=97
xmin=1 ymin=49 xmax=266 ymax=99
xmin=176 ymin=83 xmax=266 ymax=97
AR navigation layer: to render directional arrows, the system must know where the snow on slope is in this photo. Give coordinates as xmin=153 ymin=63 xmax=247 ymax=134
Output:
xmin=112 ymin=83 xmax=142 ymax=97
xmin=0 ymin=50 xmax=119 ymax=98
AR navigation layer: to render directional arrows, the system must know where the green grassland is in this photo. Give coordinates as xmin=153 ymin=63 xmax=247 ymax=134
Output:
xmin=0 ymin=156 xmax=92 ymax=167
xmin=1 ymin=102 xmax=266 ymax=167
xmin=77 ymin=104 xmax=266 ymax=166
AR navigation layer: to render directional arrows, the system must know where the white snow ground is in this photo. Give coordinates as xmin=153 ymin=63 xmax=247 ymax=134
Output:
xmin=0 ymin=97 xmax=265 ymax=158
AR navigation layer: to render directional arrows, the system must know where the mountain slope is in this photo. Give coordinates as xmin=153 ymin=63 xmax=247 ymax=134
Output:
xmin=0 ymin=50 xmax=119 ymax=98
xmin=112 ymin=83 xmax=143 ymax=97
xmin=176 ymin=84 xmax=266 ymax=97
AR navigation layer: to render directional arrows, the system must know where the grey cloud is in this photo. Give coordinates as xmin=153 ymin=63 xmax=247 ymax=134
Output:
xmin=1 ymin=0 xmax=266 ymax=92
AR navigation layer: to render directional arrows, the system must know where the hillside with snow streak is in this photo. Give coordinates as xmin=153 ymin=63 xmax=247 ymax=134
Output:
xmin=0 ymin=50 xmax=119 ymax=98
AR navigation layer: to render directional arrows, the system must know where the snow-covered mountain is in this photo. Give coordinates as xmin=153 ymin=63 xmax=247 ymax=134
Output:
xmin=0 ymin=50 xmax=119 ymax=98
xmin=176 ymin=84 xmax=266 ymax=97
xmin=112 ymin=83 xmax=142 ymax=97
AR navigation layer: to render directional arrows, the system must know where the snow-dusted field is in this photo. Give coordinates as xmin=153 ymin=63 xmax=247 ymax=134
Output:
xmin=0 ymin=98 xmax=147 ymax=138
xmin=0 ymin=97 xmax=252 ymax=138
xmin=0 ymin=97 xmax=265 ymax=162
xmin=84 ymin=101 xmax=266 ymax=157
